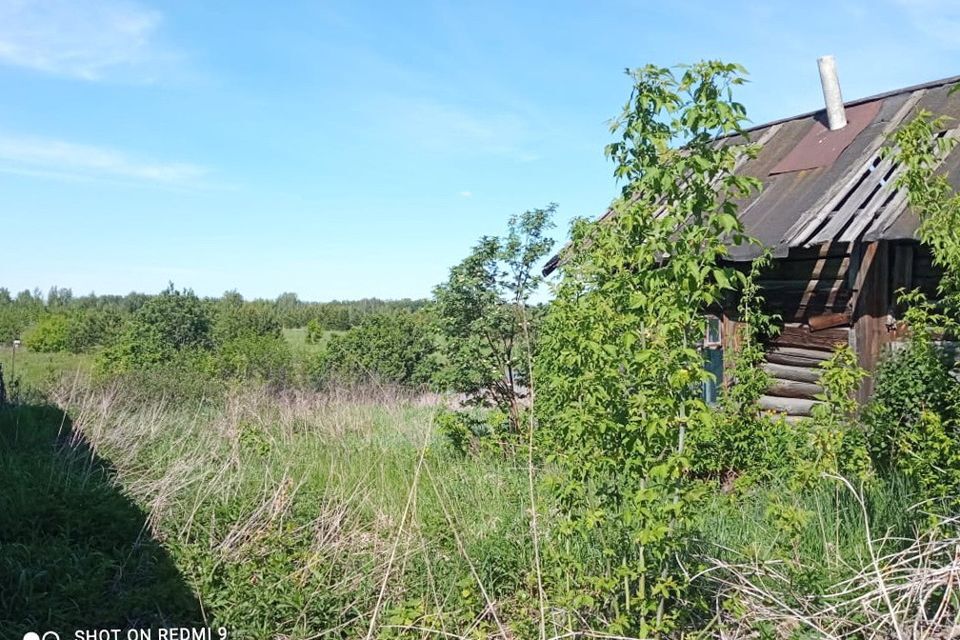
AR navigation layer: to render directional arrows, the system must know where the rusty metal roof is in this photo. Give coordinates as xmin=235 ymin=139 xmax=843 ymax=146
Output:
xmin=544 ymin=74 xmax=960 ymax=273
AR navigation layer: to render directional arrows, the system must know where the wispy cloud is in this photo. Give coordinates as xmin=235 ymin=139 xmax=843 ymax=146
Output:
xmin=458 ymin=190 xmax=473 ymax=198
xmin=0 ymin=0 xmax=175 ymax=81
xmin=378 ymin=97 xmax=542 ymax=162
xmin=0 ymin=134 xmax=209 ymax=186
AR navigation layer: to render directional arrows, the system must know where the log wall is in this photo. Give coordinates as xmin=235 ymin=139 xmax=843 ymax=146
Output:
xmin=724 ymin=240 xmax=940 ymax=417
xmin=727 ymin=242 xmax=857 ymax=418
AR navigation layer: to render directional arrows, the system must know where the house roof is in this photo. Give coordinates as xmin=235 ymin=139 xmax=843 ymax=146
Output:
xmin=544 ymin=74 xmax=960 ymax=274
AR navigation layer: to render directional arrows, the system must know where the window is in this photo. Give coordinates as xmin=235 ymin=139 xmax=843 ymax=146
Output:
xmin=701 ymin=315 xmax=723 ymax=405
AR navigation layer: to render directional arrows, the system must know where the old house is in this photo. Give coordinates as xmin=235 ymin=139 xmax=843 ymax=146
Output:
xmin=545 ymin=59 xmax=960 ymax=420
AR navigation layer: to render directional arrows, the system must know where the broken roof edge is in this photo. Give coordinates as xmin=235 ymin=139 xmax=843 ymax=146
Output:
xmin=541 ymin=73 xmax=960 ymax=277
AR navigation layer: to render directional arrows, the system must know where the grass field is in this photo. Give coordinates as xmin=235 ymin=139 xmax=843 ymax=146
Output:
xmin=282 ymin=327 xmax=341 ymax=355
xmin=2 ymin=383 xmax=536 ymax=638
xmin=0 ymin=342 xmax=955 ymax=637
xmin=0 ymin=345 xmax=92 ymax=394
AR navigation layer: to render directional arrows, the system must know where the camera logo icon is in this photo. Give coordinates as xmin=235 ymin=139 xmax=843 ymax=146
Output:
xmin=23 ymin=632 xmax=60 ymax=640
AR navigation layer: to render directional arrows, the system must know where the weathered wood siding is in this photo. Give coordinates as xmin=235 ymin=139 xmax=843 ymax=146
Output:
xmin=724 ymin=243 xmax=857 ymax=417
xmin=723 ymin=240 xmax=940 ymax=416
xmin=759 ymin=324 xmax=848 ymax=417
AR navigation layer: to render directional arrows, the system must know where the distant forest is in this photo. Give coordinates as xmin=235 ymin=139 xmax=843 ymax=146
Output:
xmin=0 ymin=285 xmax=428 ymax=344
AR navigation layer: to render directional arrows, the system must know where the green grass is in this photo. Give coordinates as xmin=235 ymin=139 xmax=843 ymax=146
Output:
xmin=282 ymin=326 xmax=342 ymax=355
xmin=0 ymin=366 xmax=947 ymax=638
xmin=0 ymin=403 xmax=203 ymax=636
xmin=16 ymin=383 xmax=536 ymax=639
xmin=0 ymin=346 xmax=92 ymax=393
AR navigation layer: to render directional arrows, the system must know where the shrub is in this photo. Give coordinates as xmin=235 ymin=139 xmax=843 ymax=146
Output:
xmin=536 ymin=61 xmax=761 ymax=634
xmin=318 ymin=312 xmax=437 ymax=387
xmin=23 ymin=310 xmax=123 ymax=354
xmin=305 ymin=318 xmax=324 ymax=344
xmin=213 ymin=299 xmax=282 ymax=345
xmin=804 ymin=344 xmax=872 ymax=483
xmin=216 ymin=334 xmax=292 ymax=384
xmin=23 ymin=314 xmax=70 ymax=352
xmin=864 ymin=302 xmax=960 ymax=504
xmin=97 ymin=285 xmax=213 ymax=375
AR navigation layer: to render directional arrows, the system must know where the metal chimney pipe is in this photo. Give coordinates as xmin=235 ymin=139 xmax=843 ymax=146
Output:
xmin=817 ymin=55 xmax=847 ymax=130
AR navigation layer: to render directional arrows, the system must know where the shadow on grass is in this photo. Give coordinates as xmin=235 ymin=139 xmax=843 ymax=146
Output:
xmin=0 ymin=402 xmax=203 ymax=638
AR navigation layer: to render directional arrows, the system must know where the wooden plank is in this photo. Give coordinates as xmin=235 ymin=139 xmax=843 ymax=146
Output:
xmin=771 ymin=324 xmax=850 ymax=350
xmin=892 ymin=243 xmax=915 ymax=314
xmin=767 ymin=378 xmax=824 ymax=399
xmin=811 ymin=154 xmax=899 ymax=244
xmin=756 ymin=256 xmax=851 ymax=282
xmin=808 ymin=312 xmax=851 ymax=331
xmin=762 ymin=362 xmax=823 ymax=383
xmin=759 ymin=395 xmax=818 ymax=416
xmin=759 ymin=279 xmax=851 ymax=293
xmin=763 ymin=289 xmax=853 ymax=316
xmin=766 ymin=346 xmax=832 ymax=366
xmin=785 ymin=91 xmax=924 ymax=247
xmin=853 ymin=241 xmax=891 ymax=401
xmin=846 ymin=241 xmax=879 ymax=314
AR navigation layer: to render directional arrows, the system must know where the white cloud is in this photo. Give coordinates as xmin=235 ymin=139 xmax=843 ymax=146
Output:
xmin=0 ymin=134 xmax=208 ymax=185
xmin=380 ymin=97 xmax=542 ymax=162
xmin=459 ymin=190 xmax=473 ymax=198
xmin=0 ymin=0 xmax=174 ymax=81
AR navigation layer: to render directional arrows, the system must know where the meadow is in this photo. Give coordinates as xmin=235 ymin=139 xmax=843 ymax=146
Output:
xmin=4 ymin=61 xmax=960 ymax=639
xmin=3 ymin=369 xmax=952 ymax=639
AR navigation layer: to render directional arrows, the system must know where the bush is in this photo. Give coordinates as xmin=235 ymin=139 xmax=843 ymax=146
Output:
xmin=23 ymin=310 xmax=123 ymax=354
xmin=866 ymin=340 xmax=960 ymax=468
xmin=318 ymin=312 xmax=437 ymax=387
xmin=23 ymin=314 xmax=70 ymax=352
xmin=97 ymin=286 xmax=213 ymax=375
xmin=216 ymin=334 xmax=292 ymax=384
xmin=213 ymin=299 xmax=281 ymax=345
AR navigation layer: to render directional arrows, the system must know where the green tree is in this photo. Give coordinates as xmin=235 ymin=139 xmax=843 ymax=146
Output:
xmin=97 ymin=285 xmax=213 ymax=373
xmin=432 ymin=206 xmax=555 ymax=428
xmin=535 ymin=62 xmax=760 ymax=634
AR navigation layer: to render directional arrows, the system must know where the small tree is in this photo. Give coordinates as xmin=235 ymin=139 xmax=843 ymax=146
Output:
xmin=536 ymin=62 xmax=761 ymax=634
xmin=432 ymin=206 xmax=555 ymax=430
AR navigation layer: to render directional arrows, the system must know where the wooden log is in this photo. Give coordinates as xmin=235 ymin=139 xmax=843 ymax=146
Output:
xmin=783 ymin=243 xmax=853 ymax=261
xmin=759 ymin=395 xmax=818 ymax=417
xmin=762 ymin=362 xmax=822 ymax=383
xmin=759 ymin=279 xmax=850 ymax=293
xmin=765 ymin=346 xmax=832 ymax=367
xmin=756 ymin=256 xmax=851 ymax=282
xmin=763 ymin=289 xmax=853 ymax=317
xmin=808 ymin=312 xmax=851 ymax=332
xmin=767 ymin=378 xmax=823 ymax=399
xmin=771 ymin=324 xmax=849 ymax=350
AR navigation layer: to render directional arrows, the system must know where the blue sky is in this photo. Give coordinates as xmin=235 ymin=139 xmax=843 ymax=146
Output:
xmin=1 ymin=0 xmax=958 ymax=301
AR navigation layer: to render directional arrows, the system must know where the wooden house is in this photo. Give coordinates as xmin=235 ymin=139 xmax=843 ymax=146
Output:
xmin=545 ymin=68 xmax=960 ymax=420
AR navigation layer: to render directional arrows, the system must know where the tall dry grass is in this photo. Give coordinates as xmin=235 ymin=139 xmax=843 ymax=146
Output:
xmin=695 ymin=477 xmax=960 ymax=639
xmin=46 ymin=378 xmax=548 ymax=638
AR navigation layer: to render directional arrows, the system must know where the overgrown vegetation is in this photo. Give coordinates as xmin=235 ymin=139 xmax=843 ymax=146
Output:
xmin=535 ymin=61 xmax=763 ymax=634
xmin=4 ymin=61 xmax=960 ymax=639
